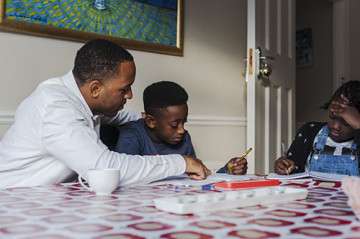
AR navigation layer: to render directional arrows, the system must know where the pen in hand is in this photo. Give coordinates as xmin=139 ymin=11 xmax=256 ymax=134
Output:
xmin=229 ymin=147 xmax=252 ymax=173
xmin=282 ymin=140 xmax=289 ymax=175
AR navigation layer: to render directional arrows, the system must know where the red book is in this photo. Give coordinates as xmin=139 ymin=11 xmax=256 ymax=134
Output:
xmin=215 ymin=179 xmax=280 ymax=189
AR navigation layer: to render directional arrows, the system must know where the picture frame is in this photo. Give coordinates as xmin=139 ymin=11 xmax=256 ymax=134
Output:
xmin=296 ymin=28 xmax=313 ymax=68
xmin=0 ymin=0 xmax=184 ymax=56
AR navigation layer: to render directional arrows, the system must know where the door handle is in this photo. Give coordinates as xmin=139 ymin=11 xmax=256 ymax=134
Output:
xmin=256 ymin=47 xmax=274 ymax=86
xmin=260 ymin=63 xmax=272 ymax=78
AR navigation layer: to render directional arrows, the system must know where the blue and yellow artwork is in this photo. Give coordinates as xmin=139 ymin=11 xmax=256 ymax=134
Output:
xmin=4 ymin=0 xmax=178 ymax=46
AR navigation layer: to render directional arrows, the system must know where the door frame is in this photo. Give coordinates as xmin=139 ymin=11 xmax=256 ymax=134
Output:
xmin=332 ymin=0 xmax=350 ymax=90
xmin=246 ymin=0 xmax=256 ymax=174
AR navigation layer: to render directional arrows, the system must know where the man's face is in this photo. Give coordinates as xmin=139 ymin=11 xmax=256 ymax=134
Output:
xmin=151 ymin=104 xmax=188 ymax=145
xmin=98 ymin=61 xmax=135 ymax=117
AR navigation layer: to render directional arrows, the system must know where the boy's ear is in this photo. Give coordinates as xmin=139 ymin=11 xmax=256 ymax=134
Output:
xmin=145 ymin=115 xmax=156 ymax=129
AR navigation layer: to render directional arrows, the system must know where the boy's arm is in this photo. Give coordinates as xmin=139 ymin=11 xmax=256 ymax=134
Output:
xmin=185 ymin=132 xmax=197 ymax=158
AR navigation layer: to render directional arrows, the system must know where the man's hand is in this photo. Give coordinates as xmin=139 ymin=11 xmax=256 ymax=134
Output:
xmin=274 ymin=157 xmax=295 ymax=175
xmin=227 ymin=157 xmax=248 ymax=175
xmin=183 ymin=155 xmax=211 ymax=180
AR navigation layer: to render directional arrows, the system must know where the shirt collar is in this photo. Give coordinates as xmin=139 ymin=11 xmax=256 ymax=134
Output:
xmin=62 ymin=70 xmax=94 ymax=118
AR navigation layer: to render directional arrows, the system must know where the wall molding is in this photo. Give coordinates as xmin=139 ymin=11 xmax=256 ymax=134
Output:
xmin=0 ymin=112 xmax=15 ymax=124
xmin=0 ymin=112 xmax=247 ymax=127
xmin=187 ymin=115 xmax=247 ymax=127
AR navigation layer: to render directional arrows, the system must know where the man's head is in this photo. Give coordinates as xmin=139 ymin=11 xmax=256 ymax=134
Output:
xmin=323 ymin=80 xmax=360 ymax=142
xmin=143 ymin=81 xmax=189 ymax=145
xmin=74 ymin=39 xmax=135 ymax=117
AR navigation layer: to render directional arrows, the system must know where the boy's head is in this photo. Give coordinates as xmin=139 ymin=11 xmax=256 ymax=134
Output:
xmin=143 ymin=81 xmax=189 ymax=145
xmin=323 ymin=80 xmax=360 ymax=142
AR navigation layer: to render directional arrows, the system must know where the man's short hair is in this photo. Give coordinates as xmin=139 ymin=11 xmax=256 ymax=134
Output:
xmin=143 ymin=81 xmax=188 ymax=116
xmin=73 ymin=39 xmax=133 ymax=85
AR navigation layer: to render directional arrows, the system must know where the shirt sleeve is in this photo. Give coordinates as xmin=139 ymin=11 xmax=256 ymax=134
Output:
xmin=101 ymin=110 xmax=142 ymax=126
xmin=41 ymin=101 xmax=185 ymax=186
xmin=286 ymin=122 xmax=324 ymax=173
xmin=216 ymin=165 xmax=228 ymax=173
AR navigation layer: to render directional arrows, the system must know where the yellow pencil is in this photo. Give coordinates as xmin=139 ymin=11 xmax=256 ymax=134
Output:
xmin=228 ymin=148 xmax=252 ymax=173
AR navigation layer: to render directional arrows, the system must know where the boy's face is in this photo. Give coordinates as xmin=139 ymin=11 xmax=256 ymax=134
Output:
xmin=147 ymin=104 xmax=188 ymax=145
xmin=327 ymin=110 xmax=354 ymax=143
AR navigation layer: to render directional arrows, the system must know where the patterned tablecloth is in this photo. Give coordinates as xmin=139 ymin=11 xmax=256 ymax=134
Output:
xmin=0 ymin=180 xmax=359 ymax=239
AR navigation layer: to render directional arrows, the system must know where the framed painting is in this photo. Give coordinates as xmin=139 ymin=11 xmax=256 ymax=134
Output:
xmin=0 ymin=0 xmax=184 ymax=56
xmin=296 ymin=28 xmax=313 ymax=68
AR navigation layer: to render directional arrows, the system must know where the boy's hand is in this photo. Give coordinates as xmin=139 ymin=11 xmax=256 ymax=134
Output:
xmin=227 ymin=157 xmax=248 ymax=175
xmin=183 ymin=155 xmax=211 ymax=180
xmin=331 ymin=94 xmax=360 ymax=129
xmin=274 ymin=157 xmax=295 ymax=175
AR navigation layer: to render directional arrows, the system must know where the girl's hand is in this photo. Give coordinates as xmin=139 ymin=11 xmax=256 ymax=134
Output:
xmin=331 ymin=94 xmax=360 ymax=129
xmin=274 ymin=157 xmax=295 ymax=175
xmin=227 ymin=157 xmax=248 ymax=175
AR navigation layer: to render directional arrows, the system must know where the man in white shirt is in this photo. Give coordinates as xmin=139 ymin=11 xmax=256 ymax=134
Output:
xmin=0 ymin=39 xmax=210 ymax=188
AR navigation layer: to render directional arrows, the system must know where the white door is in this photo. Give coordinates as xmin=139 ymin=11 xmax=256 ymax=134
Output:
xmin=246 ymin=0 xmax=296 ymax=174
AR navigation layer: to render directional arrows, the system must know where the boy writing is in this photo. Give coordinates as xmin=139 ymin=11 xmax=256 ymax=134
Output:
xmin=115 ymin=81 xmax=248 ymax=174
xmin=275 ymin=80 xmax=360 ymax=176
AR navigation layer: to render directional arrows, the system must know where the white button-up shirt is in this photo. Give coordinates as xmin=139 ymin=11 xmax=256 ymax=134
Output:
xmin=0 ymin=71 xmax=185 ymax=188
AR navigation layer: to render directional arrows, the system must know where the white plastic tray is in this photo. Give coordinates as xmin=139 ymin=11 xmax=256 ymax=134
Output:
xmin=154 ymin=186 xmax=308 ymax=214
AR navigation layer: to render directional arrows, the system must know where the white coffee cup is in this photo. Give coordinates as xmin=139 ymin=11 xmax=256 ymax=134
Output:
xmin=78 ymin=168 xmax=120 ymax=195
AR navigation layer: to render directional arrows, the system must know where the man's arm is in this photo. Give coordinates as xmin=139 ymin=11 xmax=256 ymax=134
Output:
xmin=101 ymin=110 xmax=142 ymax=126
xmin=42 ymin=103 xmax=208 ymax=185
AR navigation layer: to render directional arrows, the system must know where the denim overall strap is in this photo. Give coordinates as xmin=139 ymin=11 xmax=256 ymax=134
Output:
xmin=314 ymin=125 xmax=329 ymax=151
xmin=309 ymin=125 xmax=359 ymax=176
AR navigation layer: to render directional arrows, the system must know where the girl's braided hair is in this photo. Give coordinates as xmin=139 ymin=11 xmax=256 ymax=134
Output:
xmin=322 ymin=80 xmax=360 ymax=113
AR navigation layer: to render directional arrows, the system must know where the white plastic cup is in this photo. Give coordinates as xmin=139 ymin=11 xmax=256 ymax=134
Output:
xmin=78 ymin=168 xmax=120 ymax=195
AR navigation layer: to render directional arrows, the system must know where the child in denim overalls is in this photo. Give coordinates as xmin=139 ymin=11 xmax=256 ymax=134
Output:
xmin=274 ymin=81 xmax=360 ymax=176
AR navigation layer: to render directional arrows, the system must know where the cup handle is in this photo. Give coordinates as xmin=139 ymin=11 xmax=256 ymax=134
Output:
xmin=78 ymin=173 xmax=92 ymax=191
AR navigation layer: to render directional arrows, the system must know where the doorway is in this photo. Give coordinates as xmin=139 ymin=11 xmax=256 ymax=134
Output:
xmin=295 ymin=0 xmax=333 ymax=129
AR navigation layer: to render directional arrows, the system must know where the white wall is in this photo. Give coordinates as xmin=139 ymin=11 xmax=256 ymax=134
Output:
xmin=0 ymin=0 xmax=248 ymax=171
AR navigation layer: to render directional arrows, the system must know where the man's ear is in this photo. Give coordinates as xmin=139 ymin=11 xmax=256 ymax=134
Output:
xmin=89 ymin=80 xmax=102 ymax=98
xmin=145 ymin=115 xmax=156 ymax=129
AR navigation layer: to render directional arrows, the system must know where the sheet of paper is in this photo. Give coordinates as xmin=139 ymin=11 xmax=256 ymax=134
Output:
xmin=150 ymin=173 xmax=265 ymax=186
xmin=309 ymin=171 xmax=346 ymax=182
xmin=267 ymin=172 xmax=310 ymax=180
xmin=267 ymin=171 xmax=347 ymax=183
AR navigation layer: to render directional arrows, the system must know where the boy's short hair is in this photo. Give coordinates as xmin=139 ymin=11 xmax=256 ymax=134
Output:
xmin=322 ymin=80 xmax=360 ymax=113
xmin=143 ymin=81 xmax=188 ymax=116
